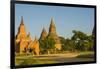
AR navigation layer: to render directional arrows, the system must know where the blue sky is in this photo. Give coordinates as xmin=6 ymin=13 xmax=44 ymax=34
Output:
xmin=15 ymin=4 xmax=94 ymax=39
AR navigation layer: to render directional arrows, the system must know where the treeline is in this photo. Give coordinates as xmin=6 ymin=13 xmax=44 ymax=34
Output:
xmin=39 ymin=30 xmax=94 ymax=54
xmin=61 ymin=30 xmax=94 ymax=52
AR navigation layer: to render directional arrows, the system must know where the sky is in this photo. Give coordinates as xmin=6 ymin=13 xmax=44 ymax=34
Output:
xmin=15 ymin=4 xmax=94 ymax=39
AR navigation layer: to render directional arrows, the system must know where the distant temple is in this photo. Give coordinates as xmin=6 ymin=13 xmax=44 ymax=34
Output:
xmin=39 ymin=18 xmax=62 ymax=50
xmin=15 ymin=17 xmax=62 ymax=55
xmin=15 ymin=17 xmax=40 ymax=55
xmin=47 ymin=18 xmax=62 ymax=50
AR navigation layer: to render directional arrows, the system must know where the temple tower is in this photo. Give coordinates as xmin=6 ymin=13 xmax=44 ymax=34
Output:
xmin=16 ymin=16 xmax=27 ymax=40
xmin=15 ymin=16 xmax=40 ymax=55
xmin=48 ymin=18 xmax=57 ymax=37
xmin=47 ymin=18 xmax=62 ymax=50
xmin=39 ymin=28 xmax=47 ymax=40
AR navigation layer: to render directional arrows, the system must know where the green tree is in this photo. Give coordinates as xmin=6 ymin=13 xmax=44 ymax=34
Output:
xmin=39 ymin=40 xmax=47 ymax=54
xmin=71 ymin=30 xmax=94 ymax=51
xmin=39 ymin=38 xmax=56 ymax=54
xmin=45 ymin=38 xmax=56 ymax=54
xmin=65 ymin=39 xmax=76 ymax=51
xmin=72 ymin=30 xmax=87 ymax=40
xmin=85 ymin=35 xmax=94 ymax=51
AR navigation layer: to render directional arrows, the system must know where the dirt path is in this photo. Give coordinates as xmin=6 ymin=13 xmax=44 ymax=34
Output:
xmin=33 ymin=53 xmax=79 ymax=58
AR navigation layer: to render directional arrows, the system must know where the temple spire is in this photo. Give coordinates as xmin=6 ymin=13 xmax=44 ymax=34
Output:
xmin=17 ymin=16 xmax=26 ymax=39
xmin=20 ymin=16 xmax=24 ymax=25
xmin=42 ymin=27 xmax=47 ymax=34
xmin=39 ymin=27 xmax=47 ymax=40
xmin=50 ymin=17 xmax=56 ymax=28
xmin=49 ymin=17 xmax=56 ymax=35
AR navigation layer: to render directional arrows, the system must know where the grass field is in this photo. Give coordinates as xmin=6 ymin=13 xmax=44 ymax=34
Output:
xmin=15 ymin=51 xmax=95 ymax=66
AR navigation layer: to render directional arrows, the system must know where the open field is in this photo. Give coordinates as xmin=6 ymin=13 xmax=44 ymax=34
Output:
xmin=15 ymin=51 xmax=95 ymax=66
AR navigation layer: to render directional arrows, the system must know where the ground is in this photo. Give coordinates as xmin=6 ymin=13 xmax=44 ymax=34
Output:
xmin=15 ymin=51 xmax=95 ymax=66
